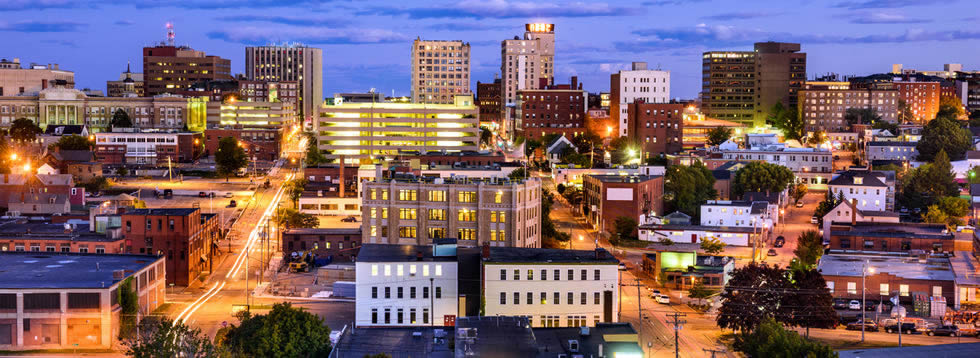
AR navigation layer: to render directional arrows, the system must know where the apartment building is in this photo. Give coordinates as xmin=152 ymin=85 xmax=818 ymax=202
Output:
xmin=865 ymin=141 xmax=918 ymax=163
xmin=702 ymin=42 xmax=806 ymax=126
xmin=517 ymin=77 xmax=587 ymax=140
xmin=142 ymin=45 xmax=232 ymax=96
xmin=482 ymin=247 xmax=620 ymax=328
xmin=316 ymin=94 xmax=479 ymax=162
xmin=719 ymin=145 xmax=833 ymax=174
xmin=93 ymin=130 xmax=203 ymax=165
xmin=282 ymin=228 xmax=362 ymax=263
xmin=700 ymin=200 xmax=777 ymax=228
xmin=360 ymin=176 xmax=542 ymax=248
xmin=583 ymin=174 xmax=664 ymax=235
xmin=895 ymin=80 xmax=941 ymax=123
xmin=610 ymin=62 xmax=670 ymax=137
xmin=121 ymin=208 xmax=219 ymax=286
xmin=627 ymin=102 xmax=684 ymax=157
xmin=411 ymin=39 xmax=471 ymax=104
xmin=245 ymin=45 xmax=323 ymax=122
xmin=501 ymin=24 xmax=555 ymax=137
xmin=0 ymin=253 xmax=165 ymax=350
xmin=476 ymin=78 xmax=502 ymax=128
xmin=799 ymin=81 xmax=898 ymax=133
xmin=0 ymin=58 xmax=74 ymax=96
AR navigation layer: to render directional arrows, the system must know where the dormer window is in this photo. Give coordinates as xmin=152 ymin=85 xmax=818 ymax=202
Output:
xmin=854 ymin=177 xmax=863 ymax=185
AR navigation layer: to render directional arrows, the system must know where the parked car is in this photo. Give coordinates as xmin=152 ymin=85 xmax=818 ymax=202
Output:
xmin=810 ymin=216 xmax=819 ymax=224
xmin=228 ymin=200 xmax=237 ymax=208
xmin=884 ymin=323 xmax=917 ymax=334
xmin=925 ymin=325 xmax=960 ymax=336
xmin=341 ymin=216 xmax=358 ymax=223
xmin=224 ymin=192 xmax=234 ymax=198
xmin=848 ymin=300 xmax=861 ymax=310
xmin=774 ymin=236 xmax=785 ymax=248
xmin=655 ymin=294 xmax=670 ymax=304
xmin=648 ymin=289 xmax=662 ymax=296
xmin=767 ymin=249 xmax=777 ymax=256
xmin=198 ymin=191 xmax=207 ymax=198
xmin=846 ymin=320 xmax=879 ymax=332
xmin=796 ymin=201 xmax=805 ymax=208
xmin=833 ymin=298 xmax=850 ymax=309
xmin=956 ymin=226 xmax=975 ymax=233
xmin=618 ymin=263 xmax=627 ymax=271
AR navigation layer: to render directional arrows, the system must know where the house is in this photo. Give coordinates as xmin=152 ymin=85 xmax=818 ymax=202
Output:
xmin=829 ymin=170 xmax=891 ymax=212
xmin=0 ymin=173 xmax=83 ymax=208
xmin=700 ymin=200 xmax=776 ymax=228
xmin=7 ymin=192 xmax=70 ymax=215
xmin=545 ymin=134 xmax=577 ymax=163
xmin=866 ymin=141 xmax=918 ymax=163
xmin=638 ymin=222 xmax=759 ymax=246
xmin=641 ymin=251 xmax=735 ymax=289
xmin=711 ymin=161 xmax=745 ymax=200
xmin=821 ymin=200 xmax=900 ymax=241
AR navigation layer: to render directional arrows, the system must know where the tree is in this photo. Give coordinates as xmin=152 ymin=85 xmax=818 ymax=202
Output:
xmin=845 ymin=107 xmax=881 ymax=126
xmin=793 ymin=230 xmax=824 ymax=268
xmin=664 ymin=161 xmax=717 ymax=219
xmin=871 ymin=119 xmax=899 ymax=134
xmin=897 ymin=99 xmax=914 ymax=124
xmin=898 ymin=151 xmax=959 ymax=211
xmin=215 ymin=137 xmax=248 ymax=182
xmin=733 ymin=318 xmax=837 ymax=358
xmin=916 ymin=116 xmax=973 ymax=161
xmin=717 ymin=263 xmax=790 ymax=332
xmin=571 ymin=131 xmax=601 ymax=154
xmin=784 ymin=268 xmax=839 ymax=337
xmin=118 ymin=277 xmax=139 ymax=340
xmin=82 ymin=176 xmax=111 ymax=193
xmin=699 ymin=236 xmax=726 ymax=255
xmin=732 ymin=161 xmax=794 ymax=198
xmin=937 ymin=96 xmax=965 ymax=120
xmin=479 ymin=127 xmax=492 ymax=148
xmin=277 ymin=208 xmax=319 ymax=229
xmin=706 ymin=126 xmax=733 ymax=146
xmin=10 ymin=118 xmax=41 ymax=143
xmin=767 ymin=103 xmax=804 ymax=141
xmin=221 ymin=303 xmax=332 ymax=357
xmin=613 ymin=216 xmax=638 ymax=241
xmin=111 ymin=108 xmax=133 ymax=128
xmin=51 ymin=134 xmax=92 ymax=151
xmin=688 ymin=280 xmax=714 ymax=307
xmin=304 ymin=133 xmax=328 ymax=166
xmin=789 ymin=183 xmax=807 ymax=205
xmin=937 ymin=196 xmax=970 ymax=218
xmin=508 ymin=167 xmax=527 ymax=181
xmin=923 ymin=204 xmax=949 ymax=226
xmin=813 ymin=190 xmax=842 ymax=224
xmin=125 ymin=316 xmax=219 ymax=358
xmin=286 ymin=178 xmax=308 ymax=208
xmin=556 ymin=183 xmax=566 ymax=195
xmin=968 ymin=165 xmax=980 ymax=184
xmin=806 ymin=131 xmax=826 ymax=147
xmin=116 ymin=166 xmax=129 ymax=177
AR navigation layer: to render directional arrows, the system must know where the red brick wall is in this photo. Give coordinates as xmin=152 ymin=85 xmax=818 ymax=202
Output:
xmin=896 ymin=82 xmax=940 ymax=123
xmin=282 ymin=230 xmax=362 ymax=262
xmin=829 ymin=233 xmax=954 ymax=253
xmin=204 ymin=129 xmax=281 ymax=161
xmin=628 ymin=102 xmax=684 ymax=157
xmin=584 ymin=175 xmax=664 ymax=235
xmin=122 ymin=210 xmax=216 ymax=286
xmin=519 ymin=84 xmax=586 ymax=140
xmin=823 ymin=272 xmax=955 ymax=304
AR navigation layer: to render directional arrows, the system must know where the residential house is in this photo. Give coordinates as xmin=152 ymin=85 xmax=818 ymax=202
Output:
xmin=829 ymin=170 xmax=891 ymax=212
xmin=641 ymin=251 xmax=735 ymax=289
xmin=821 ymin=200 xmax=900 ymax=242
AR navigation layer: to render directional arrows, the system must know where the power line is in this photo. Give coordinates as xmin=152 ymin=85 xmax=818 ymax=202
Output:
xmin=666 ymin=312 xmax=687 ymax=358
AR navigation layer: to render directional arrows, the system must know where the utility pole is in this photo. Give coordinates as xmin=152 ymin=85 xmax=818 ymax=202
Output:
xmin=667 ymin=312 xmax=687 ymax=358
xmin=702 ymin=348 xmax=727 ymax=358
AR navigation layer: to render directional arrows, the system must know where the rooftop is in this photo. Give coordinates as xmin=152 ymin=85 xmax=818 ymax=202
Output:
xmin=284 ymin=227 xmax=361 ymax=236
xmin=831 ymin=222 xmax=952 ymax=240
xmin=485 ymin=247 xmax=618 ymax=264
xmin=123 ymin=208 xmax=199 ymax=216
xmin=817 ymin=253 xmax=954 ymax=281
xmin=454 ymin=316 xmax=538 ymax=357
xmin=867 ymin=141 xmax=917 ymax=146
xmin=839 ymin=342 xmax=980 ymax=358
xmin=534 ymin=323 xmax=642 ymax=358
xmin=704 ymin=200 xmax=769 ymax=214
xmin=331 ymin=326 xmax=453 ymax=358
xmin=0 ymin=252 xmax=161 ymax=289
xmin=950 ymin=251 xmax=980 ymax=286
xmin=0 ymin=220 xmax=115 ymax=242
xmin=829 ymin=170 xmax=888 ymax=187
xmin=639 ymin=223 xmax=758 ymax=233
xmin=368 ymin=176 xmax=539 ymax=186
xmin=586 ymin=174 xmax=662 ymax=183
xmin=357 ymin=243 xmax=458 ymax=263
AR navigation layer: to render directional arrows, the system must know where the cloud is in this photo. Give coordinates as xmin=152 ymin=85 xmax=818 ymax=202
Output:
xmin=0 ymin=21 xmax=86 ymax=32
xmin=40 ymin=39 xmax=77 ymax=47
xmin=0 ymin=0 xmax=84 ymax=11
xmin=847 ymin=12 xmax=932 ymax=24
xmin=130 ymin=0 xmax=320 ymax=9
xmin=216 ymin=15 xmax=351 ymax=27
xmin=701 ymin=11 xmax=783 ymax=21
xmin=832 ymin=0 xmax=950 ymax=10
xmin=642 ymin=0 xmax=708 ymax=6
xmin=426 ymin=23 xmax=512 ymax=31
xmin=365 ymin=0 xmax=642 ymax=19
xmin=207 ymin=26 xmax=409 ymax=45
xmin=617 ymin=23 xmax=980 ymax=52
xmin=114 ymin=20 xmax=135 ymax=26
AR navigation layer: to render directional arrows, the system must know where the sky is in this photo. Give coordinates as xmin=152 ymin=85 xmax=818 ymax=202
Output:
xmin=3 ymin=0 xmax=978 ymax=100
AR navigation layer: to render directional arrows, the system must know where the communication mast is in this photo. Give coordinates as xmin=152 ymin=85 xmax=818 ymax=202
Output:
xmin=166 ymin=22 xmax=175 ymax=46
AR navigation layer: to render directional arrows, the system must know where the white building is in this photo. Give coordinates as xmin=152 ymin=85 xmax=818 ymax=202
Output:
xmin=700 ymin=200 xmax=776 ymax=228
xmin=638 ymin=224 xmax=756 ymax=246
xmin=866 ymin=141 xmax=918 ymax=162
xmin=610 ymin=62 xmax=670 ymax=136
xmin=482 ymin=247 xmax=620 ymax=328
xmin=828 ymin=170 xmax=890 ymax=212
xmin=720 ymin=145 xmax=833 ymax=174
xmin=355 ymin=242 xmax=459 ymax=327
xmin=552 ymin=165 xmax=664 ymax=187
xmin=820 ymin=200 xmax=900 ymax=241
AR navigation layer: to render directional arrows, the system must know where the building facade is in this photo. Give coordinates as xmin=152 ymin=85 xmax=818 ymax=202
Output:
xmin=121 ymin=208 xmax=219 ymax=286
xmin=799 ymin=81 xmax=899 ymax=134
xmin=105 ymin=63 xmax=143 ymax=97
xmin=501 ymin=23 xmax=555 ymax=138
xmin=828 ymin=222 xmax=954 ymax=253
xmin=476 ymin=79 xmax=502 ymax=128
xmin=205 ymin=99 xmax=295 ymax=129
xmin=701 ymin=42 xmax=806 ymax=126
xmin=245 ymin=45 xmax=322 ymax=122
xmin=895 ymin=80 xmax=941 ymax=123
xmin=626 ymin=102 xmax=684 ymax=157
xmin=282 ymin=228 xmax=362 ymax=263
xmin=203 ymin=128 xmax=281 ymax=161
xmin=355 ymin=243 xmax=459 ymax=327
xmin=411 ymin=39 xmax=470 ymax=105
xmin=93 ymin=130 xmax=203 ymax=165
xmin=866 ymin=141 xmax=918 ymax=163
xmin=0 ymin=58 xmax=73 ymax=96
xmin=142 ymin=45 xmax=233 ymax=96
xmin=583 ymin=174 xmax=664 ymax=235
xmin=828 ymin=171 xmax=891 ymax=212
xmin=517 ymin=77 xmax=587 ymax=140
xmin=610 ymin=62 xmax=670 ymax=137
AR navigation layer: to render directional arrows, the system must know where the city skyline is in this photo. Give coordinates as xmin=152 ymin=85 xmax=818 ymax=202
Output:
xmin=3 ymin=0 xmax=978 ymax=99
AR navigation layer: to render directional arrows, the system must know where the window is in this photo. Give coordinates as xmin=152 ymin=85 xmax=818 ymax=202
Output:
xmin=568 ymin=292 xmax=574 ymax=305
xmin=397 ymin=287 xmax=403 ymax=298
xmin=384 ymin=308 xmax=391 ymax=324
xmin=528 ymin=269 xmax=534 ymax=280
xmin=500 ymin=292 xmax=506 ymax=304
xmin=435 ymin=265 xmax=443 ymax=276
xmin=458 ymin=191 xmax=477 ymax=203
xmin=397 ymin=309 xmax=403 ymax=324
xmin=458 ymin=228 xmax=476 ymax=240
xmin=384 ymin=265 xmax=391 ymax=276
xmin=864 ymin=240 xmax=874 ymax=249
xmin=594 ymin=292 xmax=600 ymax=304
xmin=494 ymin=191 xmax=503 ymax=203
xmin=382 ymin=208 xmax=388 ymax=219
xmin=500 ymin=269 xmax=506 ymax=280
xmin=901 ymin=241 xmax=912 ymax=250
xmin=554 ymin=269 xmax=560 ymax=281
xmin=847 ymin=282 xmax=857 ymax=294
xmin=594 ymin=269 xmax=601 ymax=281
xmin=527 ymin=292 xmax=533 ymax=304
xmin=457 ymin=209 xmax=476 ymax=221
xmin=398 ymin=226 xmax=417 ymax=238
xmin=398 ymin=190 xmax=417 ymax=201
xmin=900 ymin=284 xmax=909 ymax=296
xmin=514 ymin=269 xmax=520 ymax=280
xmin=385 ymin=287 xmax=391 ymax=299
xmin=498 ymin=211 xmax=506 ymax=223
xmin=541 ymin=292 xmax=547 ymax=304
xmin=880 ymin=283 xmax=889 ymax=296
xmin=371 ymin=265 xmax=379 ymax=276
xmin=581 ymin=269 xmax=587 ymax=280
xmin=428 ymin=190 xmax=446 ymax=201
xmin=568 ymin=269 xmax=573 ymax=281
xmin=827 ymin=281 xmax=834 ymax=293
xmin=428 ymin=209 xmax=446 ymax=221
xmin=581 ymin=292 xmax=587 ymax=305
xmin=840 ymin=239 xmax=851 ymax=249
xmin=554 ymin=292 xmax=560 ymax=304
xmin=933 ymin=286 xmax=942 ymax=297
xmin=372 ymin=309 xmax=378 ymax=324
xmin=399 ymin=208 xmax=417 ymax=220
xmin=436 ymin=287 xmax=442 ymax=298
xmin=423 ymin=308 xmax=429 ymax=324
xmin=428 ymin=227 xmax=445 ymax=239
xmin=372 ymin=287 xmax=378 ymax=298
xmin=410 ymin=308 xmax=417 ymax=324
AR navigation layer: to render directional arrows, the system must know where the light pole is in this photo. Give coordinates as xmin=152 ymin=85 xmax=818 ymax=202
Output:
xmin=862 ymin=260 xmax=874 ymax=342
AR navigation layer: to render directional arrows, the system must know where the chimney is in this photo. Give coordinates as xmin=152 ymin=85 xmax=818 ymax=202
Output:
xmin=570 ymin=76 xmax=578 ymax=90
xmin=481 ymin=242 xmax=490 ymax=260
xmin=416 ymin=251 xmax=423 ymax=261
xmin=339 ymin=156 xmax=345 ymax=198
xmin=595 ymin=248 xmax=604 ymax=260
xmin=851 ymin=198 xmax=857 ymax=226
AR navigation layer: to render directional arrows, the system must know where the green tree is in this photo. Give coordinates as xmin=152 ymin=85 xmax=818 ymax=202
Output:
xmin=508 ymin=167 xmax=527 ymax=181
xmin=699 ymin=236 xmax=726 ymax=255
xmin=111 ymin=108 xmax=133 ymax=128
xmin=733 ymin=318 xmax=837 ymax=358
xmin=937 ymin=196 xmax=970 ymax=218
xmin=118 ymin=277 xmax=139 ymax=340
xmin=717 ymin=263 xmax=790 ymax=333
xmin=732 ymin=161 xmax=794 ymax=198
xmin=767 ymin=103 xmax=804 ymax=141
xmin=806 ymin=131 xmax=826 ymax=147
xmin=116 ymin=166 xmax=129 ymax=177
xmin=793 ymin=230 xmax=824 ymax=268
xmin=614 ymin=216 xmax=638 ymax=241
xmin=51 ymin=134 xmax=93 ymax=151
xmin=664 ymin=161 xmax=717 ymax=218
xmin=937 ymin=96 xmax=965 ymax=120
xmin=286 ymin=178 xmax=308 ymax=208
xmin=871 ymin=119 xmax=899 ymax=134
xmin=916 ymin=116 xmax=973 ymax=161
xmin=845 ymin=107 xmax=881 ymax=126
xmin=784 ymin=267 xmax=839 ymax=337
xmin=125 ymin=316 xmax=219 ymax=358
xmin=10 ymin=118 xmax=41 ymax=143
xmin=968 ymin=165 xmax=980 ymax=184
xmin=221 ymin=303 xmax=331 ymax=357
xmin=556 ymin=183 xmax=566 ymax=195
xmin=707 ymin=126 xmax=733 ymax=146
xmin=688 ymin=280 xmax=715 ymax=307
xmin=304 ymin=132 xmax=328 ymax=166
xmin=571 ymin=131 xmax=601 ymax=154
xmin=897 ymin=99 xmax=914 ymax=124
xmin=215 ymin=137 xmax=248 ymax=182
xmin=813 ymin=190 xmax=842 ymax=224
xmin=539 ymin=189 xmax=568 ymax=248
xmin=83 ymin=176 xmax=111 ymax=193
xmin=277 ymin=208 xmax=319 ymax=229
xmin=923 ymin=204 xmax=949 ymax=226
xmin=789 ymin=182 xmax=808 ymax=205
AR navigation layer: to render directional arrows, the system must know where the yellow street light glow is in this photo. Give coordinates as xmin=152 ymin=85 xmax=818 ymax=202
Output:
xmin=628 ymin=149 xmax=636 ymax=157
xmin=10 ymin=153 xmax=16 ymax=160
xmin=22 ymin=163 xmax=31 ymax=172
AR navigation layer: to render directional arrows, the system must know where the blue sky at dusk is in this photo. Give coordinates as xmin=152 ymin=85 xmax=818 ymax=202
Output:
xmin=3 ymin=0 xmax=978 ymax=99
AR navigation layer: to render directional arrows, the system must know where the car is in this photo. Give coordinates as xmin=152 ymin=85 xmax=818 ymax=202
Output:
xmin=848 ymin=300 xmax=861 ymax=310
xmin=774 ymin=236 xmax=785 ymax=248
xmin=767 ymin=249 xmax=777 ymax=256
xmin=618 ymin=263 xmax=627 ymax=271
xmin=956 ymin=226 xmax=975 ymax=233
xmin=833 ymin=298 xmax=850 ymax=309
xmin=648 ymin=289 xmax=662 ymax=296
xmin=926 ymin=325 xmax=960 ymax=336
xmin=228 ymin=200 xmax=237 ymax=208
xmin=655 ymin=294 xmax=670 ymax=304
xmin=846 ymin=320 xmax=879 ymax=332
xmin=224 ymin=192 xmax=234 ymax=198
xmin=899 ymin=207 xmax=909 ymax=214
xmin=884 ymin=323 xmax=917 ymax=334
xmin=198 ymin=192 xmax=207 ymax=198
xmin=341 ymin=216 xmax=358 ymax=223
xmin=796 ymin=201 xmax=805 ymax=208
xmin=810 ymin=216 xmax=819 ymax=224
xmin=834 ymin=155 xmax=841 ymax=160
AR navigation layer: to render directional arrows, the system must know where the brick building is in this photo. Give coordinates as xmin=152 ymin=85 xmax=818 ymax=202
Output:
xmin=626 ymin=102 xmax=684 ymax=158
xmin=477 ymin=79 xmax=502 ymax=128
xmin=0 ymin=220 xmax=125 ymax=254
xmin=583 ymin=174 xmax=664 ymax=235
xmin=93 ymin=130 xmax=203 ymax=165
xmin=828 ymin=222 xmax=954 ymax=253
xmin=282 ymin=228 xmax=362 ymax=263
xmin=819 ymin=253 xmax=955 ymax=305
xmin=142 ymin=45 xmax=232 ymax=96
xmin=204 ymin=128 xmax=281 ymax=161
xmin=895 ymin=80 xmax=940 ymax=123
xmin=0 ymin=173 xmax=80 ymax=208
xmin=517 ymin=77 xmax=587 ymax=140
xmin=121 ymin=208 xmax=219 ymax=286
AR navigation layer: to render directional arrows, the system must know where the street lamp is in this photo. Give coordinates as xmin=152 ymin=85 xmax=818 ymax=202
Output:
xmin=861 ymin=261 xmax=875 ymax=342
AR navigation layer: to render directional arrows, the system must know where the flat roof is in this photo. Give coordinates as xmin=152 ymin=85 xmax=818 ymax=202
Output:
xmin=356 ymin=244 xmax=458 ymax=263
xmin=639 ymin=224 xmax=757 ymax=233
xmin=0 ymin=221 xmax=118 ymax=243
xmin=831 ymin=222 xmax=952 ymax=240
xmin=0 ymin=252 xmax=161 ymax=289
xmin=454 ymin=316 xmax=538 ymax=357
xmin=839 ymin=342 xmax=980 ymax=358
xmin=817 ymin=254 xmax=954 ymax=281
xmin=332 ymin=326 xmax=452 ymax=358
xmin=586 ymin=174 xmax=662 ymax=183
xmin=950 ymin=251 xmax=980 ymax=286
xmin=124 ymin=208 xmax=199 ymax=216
xmin=284 ymin=227 xmax=362 ymax=235
xmin=867 ymin=141 xmax=917 ymax=146
xmin=485 ymin=247 xmax=618 ymax=264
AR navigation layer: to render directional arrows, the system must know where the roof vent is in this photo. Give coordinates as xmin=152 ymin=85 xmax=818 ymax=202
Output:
xmin=568 ymin=340 xmax=579 ymax=353
xmin=112 ymin=269 xmax=125 ymax=281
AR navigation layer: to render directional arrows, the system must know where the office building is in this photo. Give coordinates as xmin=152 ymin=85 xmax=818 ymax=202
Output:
xmin=799 ymin=81 xmax=898 ymax=133
xmin=501 ymin=24 xmax=555 ymax=136
xmin=411 ymin=39 xmax=470 ymax=105
xmin=93 ymin=130 xmax=203 ymax=165
xmin=702 ymin=42 xmax=806 ymax=126
xmin=476 ymin=78 xmax=502 ymax=128
xmin=105 ymin=63 xmax=144 ymax=97
xmin=0 ymin=252 xmax=165 ymax=350
xmin=0 ymin=58 xmax=74 ymax=96
xmin=517 ymin=76 xmax=587 ymax=140
xmin=142 ymin=44 xmax=232 ymax=96
xmin=482 ymin=247 xmax=620 ymax=328
xmin=610 ymin=62 xmax=671 ymax=137
xmin=121 ymin=208 xmax=219 ymax=286
xmin=627 ymin=102 xmax=684 ymax=157
xmin=245 ymin=45 xmax=322 ymax=123
xmin=360 ymin=176 xmax=542 ymax=248
xmin=316 ymin=94 xmax=479 ymax=162
xmin=583 ymin=174 xmax=664 ymax=235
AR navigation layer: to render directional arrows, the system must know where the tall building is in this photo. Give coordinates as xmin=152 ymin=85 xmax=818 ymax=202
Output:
xmin=245 ymin=45 xmax=323 ymax=123
xmin=476 ymin=78 xmax=502 ymax=129
xmin=517 ymin=77 xmax=587 ymax=140
xmin=106 ymin=62 xmax=144 ymax=97
xmin=702 ymin=42 xmax=806 ymax=127
xmin=610 ymin=62 xmax=670 ymax=137
xmin=0 ymin=58 xmax=74 ymax=96
xmin=142 ymin=45 xmax=232 ymax=96
xmin=501 ymin=24 xmax=555 ymax=136
xmin=626 ymin=102 xmax=684 ymax=157
xmin=894 ymin=80 xmax=940 ymax=123
xmin=411 ymin=39 xmax=471 ymax=105
xmin=799 ymin=81 xmax=898 ymax=134
xmin=317 ymin=94 xmax=479 ymax=163
xmin=121 ymin=208 xmax=219 ymax=286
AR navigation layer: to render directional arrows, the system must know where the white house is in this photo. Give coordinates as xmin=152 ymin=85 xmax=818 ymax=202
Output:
xmin=821 ymin=200 xmax=900 ymax=241
xmin=700 ymin=200 xmax=775 ymax=228
xmin=638 ymin=224 xmax=756 ymax=246
xmin=828 ymin=170 xmax=889 ymax=212
xmin=355 ymin=242 xmax=459 ymax=327
xmin=482 ymin=247 xmax=620 ymax=328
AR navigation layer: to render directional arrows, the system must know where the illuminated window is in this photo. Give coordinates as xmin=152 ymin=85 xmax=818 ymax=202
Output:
xmin=457 ymin=209 xmax=476 ymax=221
xmin=428 ymin=190 xmax=446 ymax=202
xmin=398 ymin=190 xmax=417 ymax=201
xmin=399 ymin=208 xmax=417 ymax=220
xmin=458 ymin=191 xmax=477 ymax=203
xmin=428 ymin=209 xmax=446 ymax=221
xmin=398 ymin=226 xmax=417 ymax=238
